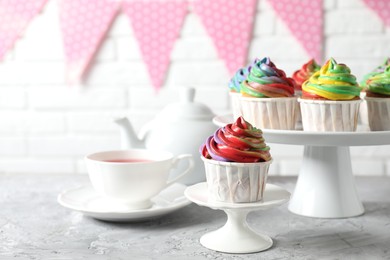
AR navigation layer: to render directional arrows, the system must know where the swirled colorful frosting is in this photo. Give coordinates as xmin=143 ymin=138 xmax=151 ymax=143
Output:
xmin=292 ymin=59 xmax=321 ymax=91
xmin=228 ymin=64 xmax=252 ymax=93
xmin=302 ymin=58 xmax=361 ymax=100
xmin=240 ymin=57 xmax=295 ymax=98
xmin=361 ymin=58 xmax=390 ymax=87
xmin=365 ymin=65 xmax=390 ymax=97
xmin=200 ymin=116 xmax=271 ymax=163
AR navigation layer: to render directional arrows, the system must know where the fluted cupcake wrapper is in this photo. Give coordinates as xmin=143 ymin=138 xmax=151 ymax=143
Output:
xmin=365 ymin=97 xmax=390 ymax=131
xmin=359 ymin=92 xmax=369 ymax=126
xmin=202 ymin=157 xmax=272 ymax=203
xmin=229 ymin=91 xmax=242 ymax=120
xmin=299 ymin=98 xmax=361 ymax=132
xmin=239 ymin=96 xmax=299 ymax=130
xmin=295 ymin=91 xmax=303 ymax=129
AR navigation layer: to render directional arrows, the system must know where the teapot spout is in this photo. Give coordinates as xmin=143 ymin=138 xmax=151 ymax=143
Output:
xmin=114 ymin=117 xmax=145 ymax=149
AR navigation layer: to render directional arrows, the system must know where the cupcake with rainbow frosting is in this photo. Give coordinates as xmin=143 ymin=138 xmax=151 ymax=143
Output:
xmin=299 ymin=58 xmax=362 ymax=131
xmin=359 ymin=58 xmax=390 ymax=126
xmin=292 ymin=59 xmax=321 ymax=95
xmin=228 ymin=65 xmax=251 ymax=120
xmin=364 ymin=65 xmax=390 ymax=130
xmin=239 ymin=57 xmax=298 ymax=130
xmin=360 ymin=58 xmax=390 ymax=88
xmin=200 ymin=116 xmax=272 ymax=203
xmin=292 ymin=59 xmax=321 ymax=129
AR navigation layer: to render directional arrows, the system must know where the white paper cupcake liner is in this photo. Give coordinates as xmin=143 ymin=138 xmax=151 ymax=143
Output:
xmin=365 ymin=97 xmax=390 ymax=131
xmin=358 ymin=92 xmax=369 ymax=126
xmin=295 ymin=91 xmax=303 ymax=130
xmin=202 ymin=157 xmax=272 ymax=203
xmin=298 ymin=98 xmax=362 ymax=132
xmin=229 ymin=91 xmax=242 ymax=120
xmin=239 ymin=96 xmax=298 ymax=130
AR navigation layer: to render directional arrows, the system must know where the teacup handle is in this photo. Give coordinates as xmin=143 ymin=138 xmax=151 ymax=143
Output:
xmin=165 ymin=154 xmax=194 ymax=188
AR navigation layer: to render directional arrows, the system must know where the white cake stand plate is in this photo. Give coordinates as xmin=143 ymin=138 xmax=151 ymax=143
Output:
xmin=213 ymin=114 xmax=390 ymax=219
xmin=185 ymin=183 xmax=290 ymax=253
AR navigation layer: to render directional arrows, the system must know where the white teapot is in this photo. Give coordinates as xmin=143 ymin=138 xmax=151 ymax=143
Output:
xmin=114 ymin=87 xmax=217 ymax=185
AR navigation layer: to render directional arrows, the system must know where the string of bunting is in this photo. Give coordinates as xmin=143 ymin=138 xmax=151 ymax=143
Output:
xmin=0 ymin=0 xmax=389 ymax=91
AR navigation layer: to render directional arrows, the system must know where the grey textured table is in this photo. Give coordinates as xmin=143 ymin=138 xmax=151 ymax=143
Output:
xmin=0 ymin=174 xmax=389 ymax=260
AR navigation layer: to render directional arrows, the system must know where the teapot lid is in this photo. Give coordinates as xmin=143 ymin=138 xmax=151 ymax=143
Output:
xmin=158 ymin=87 xmax=215 ymax=121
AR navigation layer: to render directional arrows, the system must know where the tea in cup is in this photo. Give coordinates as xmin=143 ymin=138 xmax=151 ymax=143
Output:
xmin=85 ymin=149 xmax=194 ymax=210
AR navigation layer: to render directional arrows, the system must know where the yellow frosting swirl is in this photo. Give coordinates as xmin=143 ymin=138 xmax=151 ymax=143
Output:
xmin=302 ymin=58 xmax=361 ymax=100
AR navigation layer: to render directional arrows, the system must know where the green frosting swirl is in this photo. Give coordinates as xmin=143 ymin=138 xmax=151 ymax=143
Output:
xmin=366 ymin=66 xmax=390 ymax=96
xmin=361 ymin=58 xmax=390 ymax=87
xmin=240 ymin=57 xmax=295 ymax=98
xmin=302 ymin=58 xmax=361 ymax=100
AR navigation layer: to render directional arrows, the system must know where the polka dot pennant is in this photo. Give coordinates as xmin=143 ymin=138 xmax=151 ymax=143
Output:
xmin=59 ymin=0 xmax=120 ymax=84
xmin=122 ymin=0 xmax=188 ymax=92
xmin=363 ymin=0 xmax=390 ymax=28
xmin=267 ymin=0 xmax=323 ymax=63
xmin=0 ymin=0 xmax=48 ymax=60
xmin=192 ymin=0 xmax=257 ymax=76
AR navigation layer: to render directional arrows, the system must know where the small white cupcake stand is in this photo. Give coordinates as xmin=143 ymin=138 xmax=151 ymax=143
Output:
xmin=213 ymin=114 xmax=390 ymax=218
xmin=185 ymin=183 xmax=290 ymax=253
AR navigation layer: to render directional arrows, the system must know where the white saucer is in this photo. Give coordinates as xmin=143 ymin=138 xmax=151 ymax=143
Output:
xmin=58 ymin=183 xmax=191 ymax=222
xmin=185 ymin=183 xmax=290 ymax=253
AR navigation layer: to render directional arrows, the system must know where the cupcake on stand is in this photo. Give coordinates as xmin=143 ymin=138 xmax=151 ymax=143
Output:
xmin=228 ymin=65 xmax=251 ymax=120
xmin=292 ymin=59 xmax=321 ymax=129
xmin=299 ymin=58 xmax=362 ymax=132
xmin=185 ymin=117 xmax=290 ymax=253
xmin=228 ymin=60 xmax=259 ymax=120
xmin=364 ymin=65 xmax=390 ymax=131
xmin=292 ymin=59 xmax=321 ymax=97
xmin=239 ymin=57 xmax=298 ymax=130
xmin=201 ymin=116 xmax=272 ymax=203
xmin=359 ymin=58 xmax=390 ymax=126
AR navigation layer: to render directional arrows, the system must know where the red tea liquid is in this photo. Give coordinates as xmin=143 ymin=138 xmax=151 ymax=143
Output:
xmin=103 ymin=159 xmax=153 ymax=163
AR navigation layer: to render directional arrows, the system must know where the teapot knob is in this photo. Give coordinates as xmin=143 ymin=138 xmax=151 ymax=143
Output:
xmin=180 ymin=87 xmax=195 ymax=103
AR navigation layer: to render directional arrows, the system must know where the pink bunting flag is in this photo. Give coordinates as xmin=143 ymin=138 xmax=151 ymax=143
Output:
xmin=59 ymin=0 xmax=120 ymax=84
xmin=192 ymin=0 xmax=257 ymax=75
xmin=267 ymin=0 xmax=323 ymax=62
xmin=363 ymin=0 xmax=390 ymax=27
xmin=0 ymin=0 xmax=48 ymax=60
xmin=122 ymin=0 xmax=188 ymax=91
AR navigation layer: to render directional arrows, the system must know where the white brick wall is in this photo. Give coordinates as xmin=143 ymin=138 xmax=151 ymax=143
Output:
xmin=0 ymin=0 xmax=389 ymax=176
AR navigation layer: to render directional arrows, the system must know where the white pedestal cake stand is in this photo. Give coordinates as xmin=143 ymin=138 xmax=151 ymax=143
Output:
xmin=185 ymin=183 xmax=290 ymax=253
xmin=213 ymin=114 xmax=390 ymax=218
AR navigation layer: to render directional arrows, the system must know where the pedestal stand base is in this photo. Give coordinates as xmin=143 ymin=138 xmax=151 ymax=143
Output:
xmin=185 ymin=183 xmax=290 ymax=254
xmin=200 ymin=209 xmax=273 ymax=253
xmin=288 ymin=146 xmax=364 ymax=218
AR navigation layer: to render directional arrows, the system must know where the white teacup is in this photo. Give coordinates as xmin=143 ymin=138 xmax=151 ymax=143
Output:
xmin=85 ymin=149 xmax=194 ymax=210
